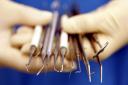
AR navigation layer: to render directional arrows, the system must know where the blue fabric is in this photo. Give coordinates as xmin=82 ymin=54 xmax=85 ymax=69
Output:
xmin=0 ymin=0 xmax=128 ymax=85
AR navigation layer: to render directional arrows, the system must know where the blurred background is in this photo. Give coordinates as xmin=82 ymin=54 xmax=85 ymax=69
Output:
xmin=0 ymin=0 xmax=128 ymax=85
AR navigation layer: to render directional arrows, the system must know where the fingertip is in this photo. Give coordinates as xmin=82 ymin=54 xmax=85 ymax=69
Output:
xmin=11 ymin=26 xmax=33 ymax=48
xmin=40 ymin=11 xmax=52 ymax=25
xmin=61 ymin=15 xmax=70 ymax=32
xmin=21 ymin=43 xmax=31 ymax=55
xmin=61 ymin=14 xmax=89 ymax=34
xmin=61 ymin=15 xmax=77 ymax=34
xmin=17 ymin=26 xmax=33 ymax=34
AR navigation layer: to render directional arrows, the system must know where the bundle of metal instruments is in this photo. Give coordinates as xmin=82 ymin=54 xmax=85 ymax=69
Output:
xmin=25 ymin=0 xmax=108 ymax=83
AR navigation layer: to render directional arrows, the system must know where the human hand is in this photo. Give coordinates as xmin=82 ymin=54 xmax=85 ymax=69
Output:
xmin=0 ymin=0 xmax=75 ymax=73
xmin=62 ymin=0 xmax=128 ymax=60
xmin=0 ymin=0 xmax=52 ymax=72
xmin=0 ymin=0 xmax=51 ymax=72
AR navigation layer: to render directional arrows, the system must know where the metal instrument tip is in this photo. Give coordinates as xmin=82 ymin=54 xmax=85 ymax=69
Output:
xmin=36 ymin=65 xmax=44 ymax=76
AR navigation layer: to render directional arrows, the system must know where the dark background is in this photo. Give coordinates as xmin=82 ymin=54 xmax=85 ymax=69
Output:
xmin=0 ymin=0 xmax=128 ymax=85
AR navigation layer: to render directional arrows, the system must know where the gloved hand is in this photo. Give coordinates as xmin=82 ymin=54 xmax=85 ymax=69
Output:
xmin=62 ymin=0 xmax=128 ymax=60
xmin=0 ymin=0 xmax=75 ymax=73
xmin=0 ymin=0 xmax=47 ymax=72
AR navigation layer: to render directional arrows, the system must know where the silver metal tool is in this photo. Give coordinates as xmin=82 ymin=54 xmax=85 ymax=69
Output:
xmin=93 ymin=41 xmax=108 ymax=83
xmin=73 ymin=36 xmax=81 ymax=73
xmin=46 ymin=0 xmax=59 ymax=62
xmin=54 ymin=32 xmax=60 ymax=72
xmin=69 ymin=35 xmax=75 ymax=69
xmin=67 ymin=2 xmax=82 ymax=74
xmin=36 ymin=31 xmax=47 ymax=76
xmin=88 ymin=35 xmax=108 ymax=83
xmin=37 ymin=26 xmax=51 ymax=75
xmin=60 ymin=31 xmax=68 ymax=72
xmin=37 ymin=0 xmax=60 ymax=75
xmin=41 ymin=26 xmax=51 ymax=62
xmin=69 ymin=35 xmax=81 ymax=78
xmin=68 ymin=35 xmax=75 ymax=78
xmin=78 ymin=35 xmax=91 ymax=82
xmin=26 ymin=25 xmax=42 ymax=72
